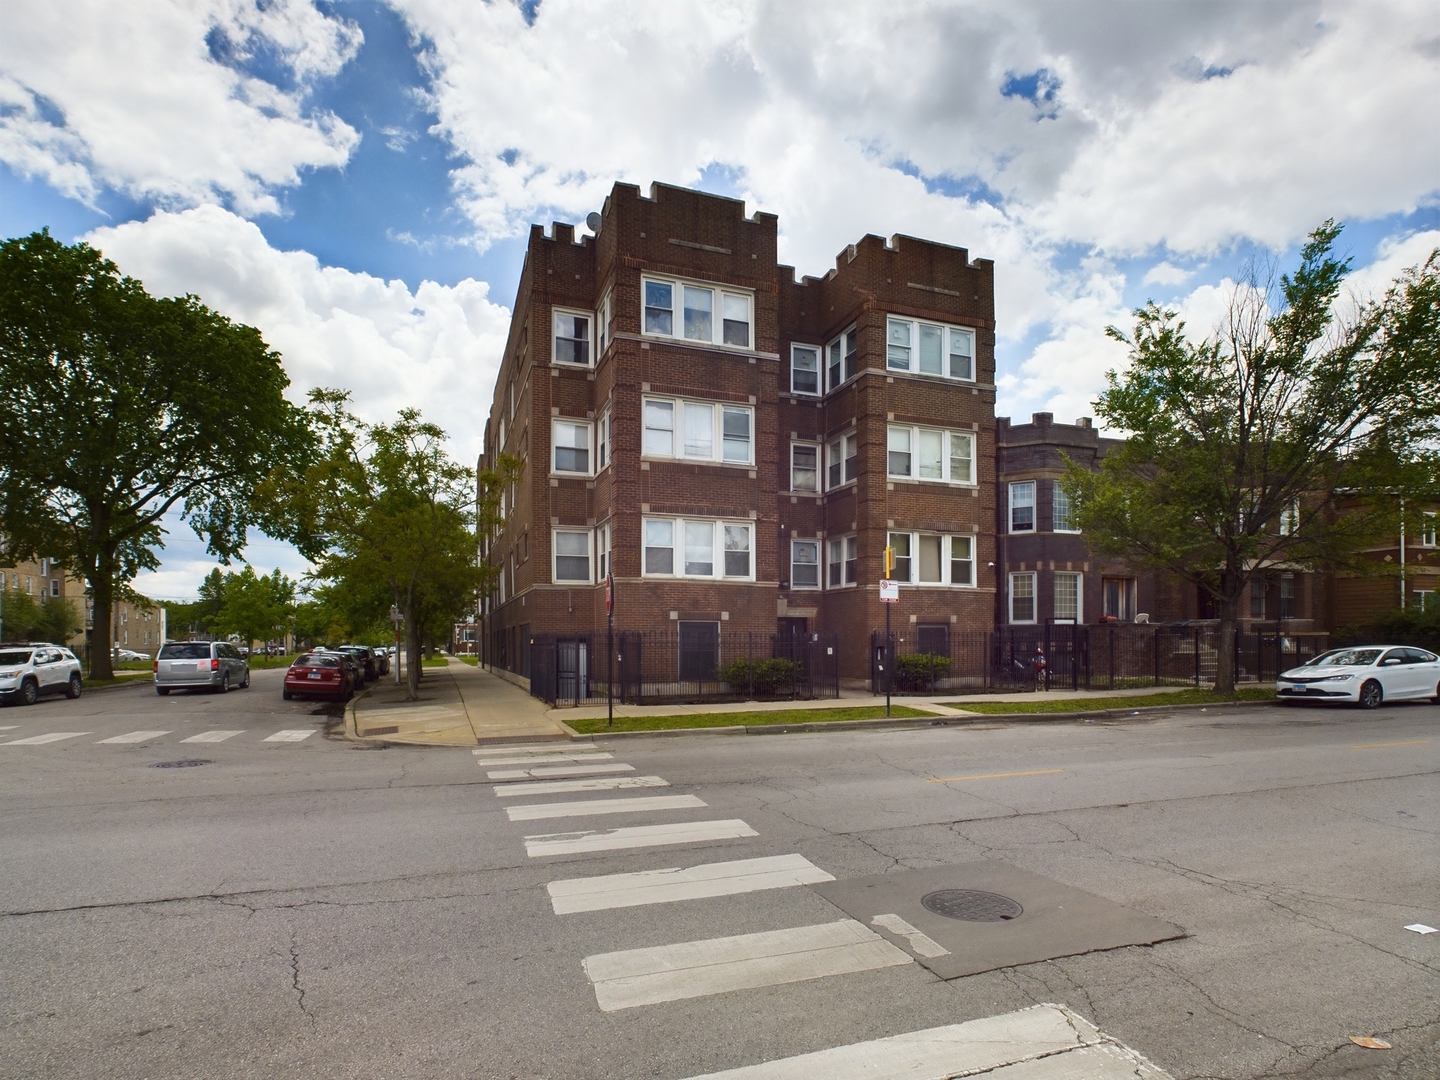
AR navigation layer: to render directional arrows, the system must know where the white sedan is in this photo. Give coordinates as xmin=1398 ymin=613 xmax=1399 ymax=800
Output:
xmin=1277 ymin=646 xmax=1440 ymax=708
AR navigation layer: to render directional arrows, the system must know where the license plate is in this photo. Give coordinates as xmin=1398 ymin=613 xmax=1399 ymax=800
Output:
xmin=308 ymin=672 xmax=321 ymax=679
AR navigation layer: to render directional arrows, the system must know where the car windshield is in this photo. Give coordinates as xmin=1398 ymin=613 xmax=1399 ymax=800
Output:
xmin=0 ymin=650 xmax=33 ymax=665
xmin=160 ymin=642 xmax=211 ymax=659
xmin=1305 ymin=649 xmax=1382 ymax=667
xmin=294 ymin=655 xmax=337 ymax=668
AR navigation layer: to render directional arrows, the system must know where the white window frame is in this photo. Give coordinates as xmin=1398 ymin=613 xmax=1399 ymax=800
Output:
xmin=597 ymin=289 xmax=613 ymax=359
xmin=639 ymin=517 xmax=755 ymax=581
xmin=1415 ymin=588 xmax=1435 ymax=612
xmin=597 ymin=523 xmax=611 ymax=582
xmin=1009 ymin=481 xmax=1036 ymax=533
xmin=790 ymin=539 xmax=821 ymax=590
xmin=1054 ymin=571 xmax=1082 ymax=623
xmin=790 ymin=441 xmax=820 ymax=492
xmin=825 ymin=327 xmax=859 ymax=391
xmin=596 ymin=408 xmax=611 ymax=472
xmin=790 ymin=343 xmax=822 ymax=396
xmin=826 ymin=535 xmax=859 ymax=589
xmin=1279 ymin=499 xmax=1300 ymax=537
xmin=1010 ymin=571 xmax=1037 ymax=623
xmin=885 ymin=425 xmax=976 ymax=485
xmin=641 ymin=395 xmax=754 ymax=466
xmin=552 ymin=307 xmax=593 ymax=366
xmin=552 ymin=528 xmax=594 ymax=584
xmin=1052 ymin=480 xmax=1079 ymax=533
xmin=885 ymin=315 xmax=976 ymax=381
xmin=825 ymin=431 xmax=859 ymax=490
xmin=640 ymin=275 xmax=753 ymax=350
xmin=883 ymin=532 xmax=977 ymax=587
xmin=551 ymin=418 xmax=594 ymax=476
xmin=1421 ymin=512 xmax=1436 ymax=548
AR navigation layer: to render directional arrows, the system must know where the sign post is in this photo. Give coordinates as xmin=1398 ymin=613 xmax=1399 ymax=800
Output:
xmin=880 ymin=546 xmax=898 ymax=717
xmin=605 ymin=573 xmax=614 ymax=727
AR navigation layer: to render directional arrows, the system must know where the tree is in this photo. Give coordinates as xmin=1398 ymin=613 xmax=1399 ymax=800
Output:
xmin=1067 ymin=223 xmax=1440 ymax=692
xmin=0 ymin=587 xmax=80 ymax=646
xmin=0 ymin=231 xmax=315 ymax=678
xmin=213 ymin=566 xmax=296 ymax=659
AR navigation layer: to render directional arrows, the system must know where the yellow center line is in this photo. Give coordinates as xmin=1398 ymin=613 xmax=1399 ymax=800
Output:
xmin=928 ymin=768 xmax=1065 ymax=784
xmin=1349 ymin=739 xmax=1430 ymax=749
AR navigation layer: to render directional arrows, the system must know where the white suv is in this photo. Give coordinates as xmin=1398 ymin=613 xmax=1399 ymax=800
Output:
xmin=0 ymin=644 xmax=84 ymax=706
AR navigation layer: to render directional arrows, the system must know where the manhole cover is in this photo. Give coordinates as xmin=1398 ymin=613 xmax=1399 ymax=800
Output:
xmin=150 ymin=759 xmax=211 ymax=769
xmin=921 ymin=889 xmax=1023 ymax=922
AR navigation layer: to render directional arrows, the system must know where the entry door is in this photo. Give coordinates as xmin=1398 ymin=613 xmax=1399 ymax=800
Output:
xmin=556 ymin=638 xmax=589 ymax=701
xmin=678 ymin=622 xmax=720 ymax=683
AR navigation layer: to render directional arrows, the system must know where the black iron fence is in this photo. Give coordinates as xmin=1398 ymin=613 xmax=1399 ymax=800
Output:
xmin=871 ymin=623 xmax=1331 ymax=694
xmin=530 ymin=629 xmax=841 ymax=707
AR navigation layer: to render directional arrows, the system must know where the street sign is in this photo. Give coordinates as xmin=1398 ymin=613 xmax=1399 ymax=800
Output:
xmin=390 ymin=605 xmax=402 ymax=624
xmin=879 ymin=579 xmax=899 ymax=602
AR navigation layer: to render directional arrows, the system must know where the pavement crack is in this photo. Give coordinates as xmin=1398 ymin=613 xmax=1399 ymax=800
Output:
xmin=288 ymin=930 xmax=316 ymax=1029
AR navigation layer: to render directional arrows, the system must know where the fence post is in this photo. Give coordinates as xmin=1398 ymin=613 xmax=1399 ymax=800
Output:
xmin=1194 ymin=627 xmax=1201 ymax=686
xmin=1153 ymin=627 xmax=1161 ymax=686
xmin=1108 ymin=626 xmax=1115 ymax=690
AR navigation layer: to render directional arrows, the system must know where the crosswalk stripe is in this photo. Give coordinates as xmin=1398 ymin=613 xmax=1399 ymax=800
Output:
xmin=548 ymin=854 xmax=836 ymax=914
xmin=495 ymin=775 xmax=669 ymax=797
xmin=506 ymin=794 xmax=705 ymax=822
xmin=525 ymin=819 xmax=757 ymax=857
xmin=0 ymin=726 xmax=18 ymax=731
xmin=676 ymin=1004 xmax=1174 ymax=1080
xmin=582 ymin=919 xmax=911 ymax=1012
xmin=477 ymin=752 xmax=613 ymax=767
xmin=489 ymin=763 xmax=634 ymax=780
xmin=472 ymin=743 xmax=596 ymax=756
xmin=2 ymin=732 xmax=90 ymax=745
xmin=263 ymin=729 xmax=315 ymax=742
xmin=97 ymin=730 xmax=170 ymax=744
xmin=180 ymin=730 xmax=245 ymax=744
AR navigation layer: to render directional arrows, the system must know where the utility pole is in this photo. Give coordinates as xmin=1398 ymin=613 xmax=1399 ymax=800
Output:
xmin=605 ymin=572 xmax=614 ymax=727
xmin=881 ymin=545 xmax=897 ymax=717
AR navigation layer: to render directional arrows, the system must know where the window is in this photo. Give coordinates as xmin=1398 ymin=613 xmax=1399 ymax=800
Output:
xmin=1010 ymin=572 xmax=1036 ymax=623
xmin=1009 ymin=481 xmax=1036 ymax=532
xmin=791 ymin=443 xmax=819 ymax=491
xmin=887 ymin=426 xmax=975 ymax=484
xmin=791 ymin=539 xmax=820 ymax=588
xmin=50 ymin=579 xmax=60 ymax=597
xmin=885 ymin=532 xmax=975 ymax=586
xmin=887 ymin=532 xmax=912 ymax=581
xmin=885 ymin=316 xmax=975 ymax=381
xmin=641 ymin=518 xmax=754 ymax=580
xmin=551 ymin=419 xmax=592 ymax=475
xmin=642 ymin=396 xmax=754 ymax=465
xmin=1422 ymin=512 xmax=1437 ymax=547
xmin=916 ymin=624 xmax=949 ymax=658
xmin=826 ymin=328 xmax=859 ymax=390
xmin=498 ymin=415 xmax=506 ymax=452
xmin=553 ymin=310 xmax=591 ymax=365
xmin=597 ymin=409 xmax=610 ymax=471
xmin=722 ymin=407 xmax=751 ymax=463
xmin=509 ymin=380 xmax=516 ymax=419
xmin=597 ymin=524 xmax=611 ymax=582
xmin=1279 ymin=574 xmax=1295 ymax=619
xmin=642 ymin=276 xmax=752 ymax=349
xmin=827 ymin=535 xmax=858 ymax=587
xmin=597 ymin=290 xmax=613 ymax=358
xmin=1053 ymin=481 xmax=1077 ymax=532
xmin=644 ymin=400 xmax=674 ymax=456
xmin=1103 ymin=578 xmax=1134 ymax=620
xmin=949 ymin=536 xmax=975 ymax=586
xmin=684 ymin=402 xmax=713 ymax=458
xmin=1054 ymin=572 xmax=1081 ymax=622
xmin=1279 ymin=499 xmax=1300 ymax=536
xmin=1250 ymin=578 xmax=1266 ymax=618
xmin=791 ymin=345 xmax=820 ymax=395
xmin=826 ymin=431 xmax=858 ymax=488
xmin=1416 ymin=589 xmax=1435 ymax=612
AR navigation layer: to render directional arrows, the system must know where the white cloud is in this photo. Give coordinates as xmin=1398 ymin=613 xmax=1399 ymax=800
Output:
xmin=0 ymin=0 xmax=362 ymax=214
xmin=85 ymin=206 xmax=511 ymax=463
xmin=1143 ymin=262 xmax=1194 ymax=287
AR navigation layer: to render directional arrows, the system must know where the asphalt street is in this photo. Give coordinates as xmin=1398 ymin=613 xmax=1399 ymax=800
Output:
xmin=0 ymin=668 xmax=1436 ymax=1079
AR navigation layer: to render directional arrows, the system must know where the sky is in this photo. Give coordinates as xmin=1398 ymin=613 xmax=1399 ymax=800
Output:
xmin=3 ymin=0 xmax=1437 ymax=601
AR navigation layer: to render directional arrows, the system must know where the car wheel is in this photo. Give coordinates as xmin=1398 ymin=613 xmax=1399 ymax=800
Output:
xmin=156 ymin=686 xmax=170 ymax=696
xmin=217 ymin=673 xmax=230 ymax=695
xmin=19 ymin=679 xmax=39 ymax=707
xmin=241 ymin=668 xmax=250 ymax=689
xmin=65 ymin=674 xmax=83 ymax=699
xmin=1432 ymin=681 xmax=1440 ymax=705
xmin=282 ymin=688 xmax=292 ymax=701
xmin=1358 ymin=680 xmax=1383 ymax=709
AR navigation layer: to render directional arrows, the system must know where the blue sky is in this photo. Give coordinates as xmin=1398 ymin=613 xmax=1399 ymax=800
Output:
xmin=3 ymin=0 xmax=1437 ymax=600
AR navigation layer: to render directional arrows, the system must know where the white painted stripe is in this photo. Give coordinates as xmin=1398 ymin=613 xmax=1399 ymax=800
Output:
xmin=506 ymin=794 xmax=705 ymax=822
xmin=496 ymin=775 xmax=669 ymax=797
xmin=97 ymin=730 xmax=171 ymax=744
xmin=2 ymin=732 xmax=90 ymax=745
xmin=583 ymin=919 xmax=911 ymax=1012
xmin=525 ymin=819 xmax=757 ymax=857
xmin=489 ymin=763 xmax=633 ymax=780
xmin=473 ymin=743 xmax=595 ymax=755
xmin=180 ymin=730 xmax=245 ymax=744
xmin=678 ymin=1005 xmax=1122 ymax=1080
xmin=548 ymin=854 xmax=835 ymax=914
xmin=476 ymin=752 xmax=611 ymax=766
xmin=263 ymin=729 xmax=315 ymax=743
xmin=0 ymin=726 xmax=18 ymax=730
xmin=870 ymin=914 xmax=950 ymax=958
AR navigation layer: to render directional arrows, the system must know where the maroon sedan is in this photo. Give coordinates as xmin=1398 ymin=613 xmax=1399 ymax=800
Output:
xmin=282 ymin=653 xmax=353 ymax=701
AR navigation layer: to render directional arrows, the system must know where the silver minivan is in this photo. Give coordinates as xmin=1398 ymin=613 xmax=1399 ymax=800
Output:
xmin=154 ymin=640 xmax=250 ymax=695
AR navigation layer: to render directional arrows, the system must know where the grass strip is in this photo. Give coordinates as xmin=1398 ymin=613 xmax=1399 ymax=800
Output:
xmin=948 ymin=687 xmax=1276 ymax=714
xmin=568 ymin=705 xmax=933 ymax=734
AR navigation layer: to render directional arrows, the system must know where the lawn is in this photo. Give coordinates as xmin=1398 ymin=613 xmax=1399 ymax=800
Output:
xmin=567 ymin=704 xmax=934 ymax=734
xmin=947 ymin=687 xmax=1277 ymax=714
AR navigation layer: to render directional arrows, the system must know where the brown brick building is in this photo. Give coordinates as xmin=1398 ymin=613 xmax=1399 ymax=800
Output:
xmin=478 ymin=182 xmax=998 ymax=684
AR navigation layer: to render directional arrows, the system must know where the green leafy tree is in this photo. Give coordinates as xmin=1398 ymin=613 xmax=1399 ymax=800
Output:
xmin=0 ymin=231 xmax=315 ymax=678
xmin=1066 ymin=223 xmax=1440 ymax=692
xmin=213 ymin=566 xmax=295 ymax=659
xmin=0 ymin=588 xmax=79 ymax=646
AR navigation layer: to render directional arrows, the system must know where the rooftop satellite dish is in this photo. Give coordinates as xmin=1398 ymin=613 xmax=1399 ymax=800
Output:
xmin=586 ymin=212 xmax=602 ymax=232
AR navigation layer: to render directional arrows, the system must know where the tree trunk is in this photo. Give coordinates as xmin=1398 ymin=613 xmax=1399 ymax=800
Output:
xmin=1213 ymin=593 xmax=1238 ymax=695
xmin=405 ymin=614 xmax=422 ymax=701
xmin=89 ymin=559 xmax=114 ymax=680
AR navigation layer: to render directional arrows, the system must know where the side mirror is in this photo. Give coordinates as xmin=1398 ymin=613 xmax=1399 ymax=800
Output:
xmin=1381 ymin=657 xmax=1402 ymax=666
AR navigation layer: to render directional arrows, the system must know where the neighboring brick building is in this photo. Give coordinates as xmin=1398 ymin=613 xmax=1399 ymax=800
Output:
xmin=0 ymin=556 xmax=163 ymax=658
xmin=478 ymin=181 xmax=998 ymax=684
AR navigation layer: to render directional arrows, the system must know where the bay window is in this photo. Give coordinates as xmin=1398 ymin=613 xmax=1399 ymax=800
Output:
xmin=642 ymin=275 xmax=752 ymax=349
xmin=885 ymin=315 xmax=976 ymax=381
xmin=1054 ymin=572 xmax=1081 ymax=622
xmin=826 ymin=431 xmax=858 ymax=488
xmin=1052 ymin=480 xmax=1076 ymax=532
xmin=641 ymin=517 xmax=754 ymax=580
xmin=826 ymin=327 xmax=859 ymax=390
xmin=597 ymin=524 xmax=611 ymax=582
xmin=643 ymin=396 xmax=754 ymax=465
xmin=1010 ymin=572 xmax=1036 ymax=623
xmin=827 ymin=535 xmax=858 ymax=587
xmin=644 ymin=400 xmax=674 ymax=456
xmin=887 ymin=425 xmax=975 ymax=484
xmin=884 ymin=532 xmax=976 ymax=587
xmin=597 ymin=409 xmax=611 ymax=471
xmin=1009 ymin=481 xmax=1036 ymax=532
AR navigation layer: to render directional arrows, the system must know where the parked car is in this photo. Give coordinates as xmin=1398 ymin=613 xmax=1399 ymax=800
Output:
xmin=313 ymin=648 xmax=365 ymax=686
xmin=282 ymin=652 xmax=353 ymax=701
xmin=370 ymin=647 xmax=390 ymax=677
xmin=114 ymin=648 xmax=150 ymax=663
xmin=154 ymin=640 xmax=250 ymax=695
xmin=1276 ymin=645 xmax=1440 ymax=708
xmin=0 ymin=645 xmax=83 ymax=705
xmin=334 ymin=645 xmax=378 ymax=682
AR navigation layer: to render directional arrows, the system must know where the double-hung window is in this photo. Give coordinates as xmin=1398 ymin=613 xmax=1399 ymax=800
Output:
xmin=642 ymin=276 xmax=752 ymax=349
xmin=1054 ymin=572 xmax=1081 ymax=622
xmin=791 ymin=344 xmax=821 ymax=396
xmin=886 ymin=316 xmax=975 ymax=381
xmin=553 ymin=530 xmax=592 ymax=583
xmin=1010 ymin=572 xmax=1036 ymax=623
xmin=791 ymin=443 xmax=819 ymax=491
xmin=597 ymin=524 xmax=611 ymax=582
xmin=642 ymin=396 xmax=754 ymax=465
xmin=551 ymin=419 xmax=592 ymax=475
xmin=641 ymin=517 xmax=754 ymax=580
xmin=886 ymin=426 xmax=975 ymax=484
xmin=1278 ymin=499 xmax=1300 ymax=536
xmin=826 ymin=432 xmax=859 ymax=489
xmin=790 ymin=539 xmax=820 ymax=588
xmin=597 ymin=409 xmax=611 ymax=471
xmin=553 ymin=309 xmax=591 ymax=365
xmin=826 ymin=327 xmax=858 ymax=390
xmin=827 ymin=536 xmax=858 ymax=587
xmin=597 ymin=290 xmax=612 ymax=358
xmin=1052 ymin=481 xmax=1077 ymax=532
xmin=885 ymin=533 xmax=976 ymax=587
xmin=887 ymin=533 xmax=912 ymax=581
xmin=1424 ymin=512 xmax=1438 ymax=548
xmin=1009 ymin=481 xmax=1036 ymax=532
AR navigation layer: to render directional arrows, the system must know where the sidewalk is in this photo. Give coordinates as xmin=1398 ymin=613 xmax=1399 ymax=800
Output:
xmin=350 ymin=659 xmax=570 ymax=747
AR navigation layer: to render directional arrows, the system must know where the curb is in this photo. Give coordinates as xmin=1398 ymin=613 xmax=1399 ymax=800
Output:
xmin=343 ymin=683 xmax=378 ymax=743
xmin=575 ymin=698 xmax=1280 ymax=741
xmin=81 ymin=676 xmax=154 ymax=694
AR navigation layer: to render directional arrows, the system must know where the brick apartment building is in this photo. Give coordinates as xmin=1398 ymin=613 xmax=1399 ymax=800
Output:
xmin=0 ymin=556 xmax=163 ymax=658
xmin=478 ymin=181 xmax=997 ymax=684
